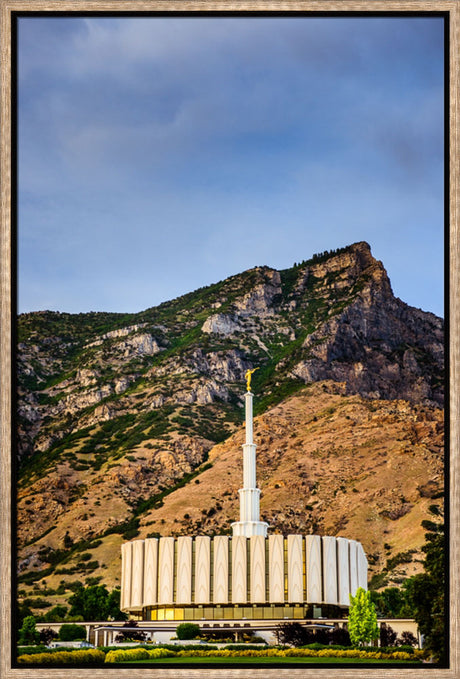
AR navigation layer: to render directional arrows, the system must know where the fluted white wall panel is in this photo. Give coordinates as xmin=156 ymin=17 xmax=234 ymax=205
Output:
xmin=158 ymin=537 xmax=175 ymax=604
xmin=131 ymin=540 xmax=145 ymax=608
xmin=250 ymin=535 xmax=266 ymax=603
xmin=357 ymin=542 xmax=368 ymax=590
xmin=143 ymin=538 xmax=158 ymax=606
xmin=306 ymin=535 xmax=322 ymax=603
xmin=213 ymin=536 xmax=229 ymax=603
xmin=121 ymin=541 xmax=132 ymax=611
xmin=322 ymin=536 xmax=338 ymax=604
xmin=176 ymin=536 xmax=192 ymax=604
xmin=287 ymin=535 xmax=304 ymax=603
xmin=268 ymin=534 xmax=284 ymax=603
xmin=194 ymin=536 xmax=211 ymax=604
xmin=349 ymin=540 xmax=358 ymax=597
xmin=232 ymin=536 xmax=247 ymax=603
xmin=336 ymin=537 xmax=350 ymax=606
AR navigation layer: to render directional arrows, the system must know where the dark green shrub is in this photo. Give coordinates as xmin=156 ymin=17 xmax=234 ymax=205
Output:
xmin=398 ymin=633 xmax=418 ymax=648
xmin=176 ymin=622 xmax=200 ymax=640
xmin=58 ymin=624 xmax=86 ymax=641
xmin=39 ymin=627 xmax=58 ymax=645
xmin=276 ymin=622 xmax=309 ymax=646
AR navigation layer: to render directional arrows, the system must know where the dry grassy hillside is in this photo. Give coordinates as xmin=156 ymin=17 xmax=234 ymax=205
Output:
xmin=135 ymin=381 xmax=443 ymax=587
xmin=18 ymin=381 xmax=443 ymax=612
xmin=16 ymin=243 xmax=444 ymax=615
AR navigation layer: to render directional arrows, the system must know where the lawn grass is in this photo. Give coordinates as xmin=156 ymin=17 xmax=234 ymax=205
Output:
xmin=128 ymin=656 xmax=422 ymax=665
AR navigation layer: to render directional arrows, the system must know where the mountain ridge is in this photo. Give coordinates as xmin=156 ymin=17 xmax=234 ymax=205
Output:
xmin=16 ymin=241 xmax=444 ymax=609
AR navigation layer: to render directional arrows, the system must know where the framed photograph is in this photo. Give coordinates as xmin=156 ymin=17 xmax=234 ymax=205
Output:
xmin=1 ymin=2 xmax=458 ymax=678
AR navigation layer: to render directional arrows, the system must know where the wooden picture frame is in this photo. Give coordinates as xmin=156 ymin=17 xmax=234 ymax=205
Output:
xmin=1 ymin=2 xmax=458 ymax=678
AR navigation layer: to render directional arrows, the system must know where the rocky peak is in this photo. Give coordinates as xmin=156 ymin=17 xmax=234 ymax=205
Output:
xmin=15 ymin=243 xmax=444 ymax=601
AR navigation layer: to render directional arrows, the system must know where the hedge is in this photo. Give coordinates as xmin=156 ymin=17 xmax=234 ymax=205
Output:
xmin=17 ymin=646 xmax=428 ymax=666
xmin=104 ymin=647 xmax=427 ymax=663
xmin=17 ymin=649 xmax=105 ymax=665
xmin=174 ymin=648 xmax=424 ymax=661
xmin=105 ymin=648 xmax=177 ymax=663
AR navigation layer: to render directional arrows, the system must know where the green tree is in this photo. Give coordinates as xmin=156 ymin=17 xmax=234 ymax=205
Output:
xmin=403 ymin=513 xmax=445 ymax=662
xmin=106 ymin=587 xmax=126 ymax=620
xmin=370 ymin=587 xmax=406 ymax=618
xmin=18 ymin=616 xmax=40 ymax=646
xmin=176 ymin=623 xmax=200 ymax=640
xmin=68 ymin=584 xmax=127 ymax=621
xmin=42 ymin=605 xmax=68 ymax=623
xmin=17 ymin=601 xmax=34 ymax=628
xmin=348 ymin=587 xmax=379 ymax=647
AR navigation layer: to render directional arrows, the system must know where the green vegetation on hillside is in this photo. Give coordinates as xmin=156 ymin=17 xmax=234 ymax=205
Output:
xmin=16 ymin=243 xmax=444 ymax=605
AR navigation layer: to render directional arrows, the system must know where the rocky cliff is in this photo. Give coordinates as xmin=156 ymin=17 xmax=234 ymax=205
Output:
xmin=16 ymin=242 xmax=444 ymax=611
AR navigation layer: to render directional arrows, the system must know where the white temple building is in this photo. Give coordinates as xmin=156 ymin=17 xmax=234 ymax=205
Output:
xmin=120 ymin=385 xmax=368 ymax=625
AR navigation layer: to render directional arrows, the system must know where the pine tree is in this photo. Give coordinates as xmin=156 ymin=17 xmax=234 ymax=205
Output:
xmin=348 ymin=587 xmax=379 ymax=647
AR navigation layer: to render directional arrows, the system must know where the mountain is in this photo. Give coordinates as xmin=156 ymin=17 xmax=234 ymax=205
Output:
xmin=16 ymin=242 xmax=444 ymax=610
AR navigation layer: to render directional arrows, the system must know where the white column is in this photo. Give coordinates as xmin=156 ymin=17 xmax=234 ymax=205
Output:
xmin=195 ymin=536 xmax=211 ymax=604
xmin=176 ymin=536 xmax=192 ymax=604
xmin=231 ymin=536 xmax=247 ymax=603
xmin=250 ymin=535 xmax=266 ymax=603
xmin=143 ymin=538 xmax=159 ymax=606
xmin=269 ymin=534 xmax=284 ymax=603
xmin=213 ymin=536 xmax=229 ymax=604
xmin=131 ymin=540 xmax=145 ymax=608
xmin=158 ymin=537 xmax=175 ymax=604
xmin=322 ymin=536 xmax=338 ymax=605
xmin=349 ymin=540 xmax=359 ymax=597
xmin=287 ymin=535 xmax=304 ymax=603
xmin=306 ymin=535 xmax=322 ymax=603
xmin=121 ymin=542 xmax=133 ymax=612
xmin=337 ymin=538 xmax=350 ymax=606
xmin=357 ymin=542 xmax=368 ymax=590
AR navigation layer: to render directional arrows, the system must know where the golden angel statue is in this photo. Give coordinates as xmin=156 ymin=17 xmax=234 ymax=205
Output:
xmin=245 ymin=367 xmax=259 ymax=392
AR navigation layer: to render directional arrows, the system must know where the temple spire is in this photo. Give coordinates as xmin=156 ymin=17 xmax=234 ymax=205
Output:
xmin=231 ymin=379 xmax=269 ymax=538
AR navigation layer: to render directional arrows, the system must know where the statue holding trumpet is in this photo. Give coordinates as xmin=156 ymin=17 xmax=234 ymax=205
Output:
xmin=245 ymin=367 xmax=259 ymax=392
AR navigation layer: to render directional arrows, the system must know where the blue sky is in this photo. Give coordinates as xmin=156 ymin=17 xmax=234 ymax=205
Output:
xmin=17 ymin=15 xmax=445 ymax=317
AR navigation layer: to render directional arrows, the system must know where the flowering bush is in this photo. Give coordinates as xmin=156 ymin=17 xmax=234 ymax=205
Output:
xmin=173 ymin=647 xmax=421 ymax=661
xmin=105 ymin=647 xmax=177 ymax=663
xmin=105 ymin=648 xmax=150 ymax=663
xmin=17 ymin=649 xmax=105 ymax=665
